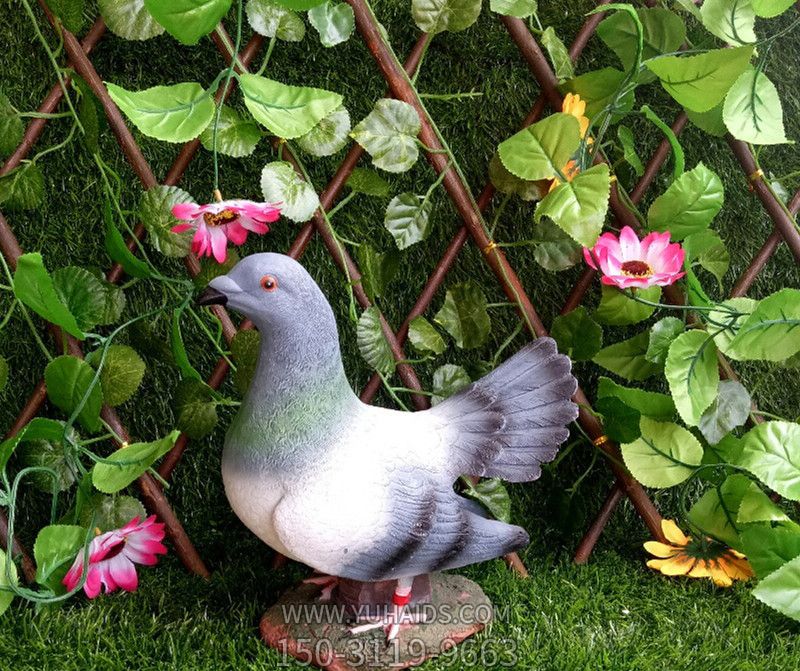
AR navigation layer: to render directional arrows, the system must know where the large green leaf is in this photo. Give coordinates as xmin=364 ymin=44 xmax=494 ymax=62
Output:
xmin=384 ymin=192 xmax=433 ymax=250
xmin=200 ymin=105 xmax=262 ymax=157
xmin=239 ymin=74 xmax=343 ymax=140
xmin=34 ymin=525 xmax=85 ymax=594
xmin=434 ymin=282 xmax=491 ymax=349
xmin=0 ymin=549 xmax=17 ymax=615
xmin=595 ymin=285 xmax=660 ymax=326
xmin=498 ymin=113 xmax=580 ymax=181
xmin=346 ymin=168 xmax=390 ymax=197
xmin=0 ymin=418 xmax=67 ymax=472
xmin=0 ymin=163 xmax=44 ymax=211
xmin=531 ymin=220 xmax=582 ymax=271
xmin=104 ymin=209 xmax=153 ymax=279
xmin=18 ymin=428 xmax=78 ymax=493
xmin=752 ymin=553 xmax=800 ymax=621
xmin=106 ymin=82 xmax=215 ymax=143
xmin=735 ymin=422 xmax=800 ymax=501
xmin=463 ymin=478 xmax=511 ymax=523
xmin=752 ymin=0 xmax=794 ymax=16
xmin=175 ymin=378 xmax=218 ymax=439
xmin=535 ymin=164 xmax=610 ymax=247
xmin=356 ymin=307 xmax=395 ymax=375
xmin=647 ymin=163 xmax=724 ymax=240
xmin=488 ymin=154 xmax=548 ymax=202
xmin=723 ymin=68 xmax=787 ymax=145
xmin=686 ymin=104 xmax=728 ymax=137
xmin=551 ymin=307 xmax=602 ymax=361
xmin=683 ymin=229 xmax=729 ymax=289
xmin=645 ymin=316 xmax=685 ymax=366
xmin=687 ymin=474 xmax=750 ymax=548
xmin=708 ymin=297 xmax=757 ymax=356
xmin=645 ymin=46 xmax=754 ymax=112
xmin=52 ymin=267 xmax=125 ymax=331
xmin=559 ymin=68 xmax=635 ymax=120
xmin=48 ymin=0 xmax=85 ymax=33
xmin=355 ymin=244 xmax=399 ymax=302
xmin=597 ymin=376 xmax=676 ymax=420
xmin=99 ymin=0 xmax=165 ymax=40
xmin=87 ymin=344 xmax=146 ymax=407
xmin=596 ymin=396 xmax=641 ymax=444
xmin=593 ymin=332 xmax=661 ymax=382
xmin=78 ymin=495 xmax=147 ymax=533
xmin=432 ymin=364 xmax=471 ymax=405
xmin=246 ymin=0 xmax=306 ymax=41
xmin=741 ymin=525 xmax=800 ymax=578
xmin=411 ymin=0 xmax=481 ymax=34
xmin=296 ymin=106 xmax=350 ymax=157
xmin=0 ymin=93 xmax=23 ymax=157
xmin=617 ymin=125 xmax=644 ymax=176
xmin=541 ymin=27 xmax=574 ymax=82
xmin=726 ymin=288 xmax=800 ymax=361
xmin=308 ymin=1 xmax=354 ymax=46
xmin=143 ymin=0 xmax=232 ymax=44
xmin=489 ymin=0 xmax=536 ymax=17
xmin=621 ymin=416 xmax=703 ymax=488
xmin=408 ymin=316 xmax=446 ymax=356
xmin=737 ymin=481 xmax=789 ymax=524
xmin=350 ymin=99 xmax=421 ymax=173
xmin=665 ymin=330 xmax=719 ymax=426
xmin=12 ymin=253 xmax=84 ymax=339
xmin=698 ymin=380 xmax=750 ymax=445
xmin=139 ymin=185 xmax=194 ymax=257
xmin=44 ymin=355 xmax=104 ymax=433
xmin=92 ymin=431 xmax=180 ymax=494
xmin=260 ymin=161 xmax=319 ymax=222
xmin=700 ymin=0 xmax=756 ymax=45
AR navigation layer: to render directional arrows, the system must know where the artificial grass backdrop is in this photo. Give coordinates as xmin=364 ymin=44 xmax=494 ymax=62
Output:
xmin=2 ymin=1 xmax=800 ymax=669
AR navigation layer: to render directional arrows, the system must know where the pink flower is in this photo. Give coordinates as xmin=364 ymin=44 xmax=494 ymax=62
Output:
xmin=62 ymin=516 xmax=167 ymax=599
xmin=584 ymin=226 xmax=685 ymax=290
xmin=171 ymin=199 xmax=281 ymax=263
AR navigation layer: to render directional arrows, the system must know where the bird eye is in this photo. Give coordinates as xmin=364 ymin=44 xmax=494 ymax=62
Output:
xmin=260 ymin=274 xmax=278 ymax=292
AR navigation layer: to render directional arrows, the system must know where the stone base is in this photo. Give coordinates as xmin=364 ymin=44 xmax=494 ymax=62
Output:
xmin=260 ymin=573 xmax=492 ymax=671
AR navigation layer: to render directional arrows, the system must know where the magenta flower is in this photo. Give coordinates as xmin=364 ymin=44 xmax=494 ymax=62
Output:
xmin=584 ymin=226 xmax=685 ymax=290
xmin=62 ymin=516 xmax=167 ymax=599
xmin=171 ymin=199 xmax=281 ymax=263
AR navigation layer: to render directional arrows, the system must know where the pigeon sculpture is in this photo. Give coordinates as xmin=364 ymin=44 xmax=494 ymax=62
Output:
xmin=198 ymin=253 xmax=578 ymax=641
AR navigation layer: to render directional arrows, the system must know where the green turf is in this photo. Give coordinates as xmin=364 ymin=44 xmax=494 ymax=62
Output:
xmin=2 ymin=0 xmax=800 ymax=669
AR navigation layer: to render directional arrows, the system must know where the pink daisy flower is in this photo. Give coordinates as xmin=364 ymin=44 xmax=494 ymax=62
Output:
xmin=62 ymin=515 xmax=167 ymax=599
xmin=584 ymin=226 xmax=685 ymax=290
xmin=171 ymin=199 xmax=281 ymax=263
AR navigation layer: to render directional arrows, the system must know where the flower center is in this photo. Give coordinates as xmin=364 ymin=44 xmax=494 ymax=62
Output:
xmin=620 ymin=260 xmax=652 ymax=277
xmin=683 ymin=537 xmax=729 ymax=560
xmin=203 ymin=209 xmax=238 ymax=227
xmin=103 ymin=538 xmax=127 ymax=560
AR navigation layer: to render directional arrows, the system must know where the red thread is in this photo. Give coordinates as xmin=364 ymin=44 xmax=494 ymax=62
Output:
xmin=393 ymin=592 xmax=412 ymax=607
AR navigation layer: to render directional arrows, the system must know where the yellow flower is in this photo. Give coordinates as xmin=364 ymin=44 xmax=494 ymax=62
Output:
xmin=548 ymin=159 xmax=580 ymax=193
xmin=644 ymin=519 xmax=754 ymax=588
xmin=562 ymin=93 xmax=590 ymax=140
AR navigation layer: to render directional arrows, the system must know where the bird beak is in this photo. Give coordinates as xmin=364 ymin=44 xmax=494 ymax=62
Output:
xmin=196 ymin=287 xmax=228 ymax=307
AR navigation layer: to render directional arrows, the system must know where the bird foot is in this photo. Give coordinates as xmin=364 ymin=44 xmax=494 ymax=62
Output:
xmin=302 ymin=573 xmax=339 ymax=602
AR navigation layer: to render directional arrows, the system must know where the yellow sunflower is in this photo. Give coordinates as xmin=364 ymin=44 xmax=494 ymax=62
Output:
xmin=644 ymin=519 xmax=753 ymax=587
xmin=562 ymin=92 xmax=590 ymax=140
xmin=548 ymin=159 xmax=580 ymax=192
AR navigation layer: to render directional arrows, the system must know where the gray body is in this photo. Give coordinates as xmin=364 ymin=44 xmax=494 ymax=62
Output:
xmin=209 ymin=253 xmax=578 ymax=582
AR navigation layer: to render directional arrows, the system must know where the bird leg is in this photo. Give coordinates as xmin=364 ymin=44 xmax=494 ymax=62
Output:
xmin=301 ymin=573 xmax=339 ymax=602
xmin=348 ymin=577 xmax=425 ymax=643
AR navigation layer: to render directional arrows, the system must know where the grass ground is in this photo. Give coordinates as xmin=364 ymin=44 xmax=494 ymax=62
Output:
xmin=1 ymin=1 xmax=800 ymax=669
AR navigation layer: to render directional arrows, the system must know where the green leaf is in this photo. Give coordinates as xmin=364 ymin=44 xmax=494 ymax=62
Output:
xmin=48 ymin=0 xmax=85 ymax=33
xmin=246 ymin=0 xmax=305 ymax=41
xmin=272 ymin=0 xmax=324 ymax=10
xmin=535 ymin=163 xmax=611 ymax=247
xmin=597 ymin=7 xmax=686 ymax=75
xmin=665 ymin=329 xmax=719 ymax=426
xmin=595 ymin=285 xmax=660 ymax=326
xmin=143 ymin=0 xmax=232 ymax=44
xmin=239 ymin=73 xmax=342 ymax=140
xmin=87 ymin=345 xmax=146 ymax=407
xmin=541 ymin=27 xmax=574 ymax=82
xmin=260 ymin=161 xmax=319 ymax=222
xmin=295 ymin=105 xmax=350 ymax=157
xmin=708 ymin=297 xmax=757 ymax=356
xmin=432 ymin=364 xmax=471 ymax=405
xmin=723 ymin=68 xmax=787 ymax=145
xmin=99 ymin=0 xmax=165 ymax=40
xmin=384 ymin=192 xmax=433 ymax=250
xmin=18 ymin=429 xmax=79 ymax=493
xmin=683 ymin=229 xmax=729 ymax=289
xmin=559 ymin=68 xmax=635 ymax=121
xmin=646 ymin=316 xmax=685 ymax=365
xmin=621 ymin=416 xmax=703 ymax=488
xmin=741 ymin=525 xmax=800 ymax=578
xmin=752 ymin=0 xmax=794 ymax=16
xmin=346 ymin=167 xmax=390 ymax=197
xmin=434 ymin=282 xmax=491 ymax=350
xmin=737 ymin=482 xmax=789 ymax=524
xmin=411 ymin=0 xmax=481 ymax=33
xmin=34 ymin=525 xmax=85 ymax=594
xmin=52 ymin=266 xmax=125 ymax=331
xmin=596 ymin=396 xmax=641 ymax=444
xmin=726 ymin=288 xmax=800 ymax=361
xmin=647 ymin=163 xmax=724 ymax=240
xmin=106 ymin=82 xmax=215 ymax=143
xmin=617 ymin=125 xmax=644 ymax=176
xmin=79 ymin=495 xmax=147 ymax=532
xmin=0 ymin=418 xmax=67 ymax=472
xmin=674 ymin=0 xmax=702 ymax=19
xmin=200 ymin=105 xmax=262 ymax=157
xmin=0 ymin=163 xmax=44 ymax=211
xmin=408 ymin=316 xmax=446 ymax=356
xmin=752 ymin=553 xmax=800 ymax=621
xmin=12 ymin=253 xmax=84 ymax=339
xmin=687 ymin=474 xmax=751 ymax=548
xmin=593 ymin=332 xmax=662 ymax=382
xmin=0 ymin=549 xmax=18 ymax=616
xmin=355 ymin=244 xmax=399 ymax=303
xmin=0 ymin=355 xmax=7 ymax=393
xmin=104 ymin=206 xmax=154 ymax=279
xmin=488 ymin=153 xmax=547 ymax=202
xmin=0 ymin=93 xmax=24 ymax=158
xmin=700 ymin=0 xmax=756 ymax=45
xmin=357 ymin=307 xmax=395 ymax=375
xmin=489 ymin=0 xmax=536 ymax=17
xmin=735 ymin=422 xmax=800 ymax=501
xmin=171 ymin=304 xmax=201 ymax=381
xmin=175 ymin=378 xmax=218 ymax=439
xmin=350 ymin=99 xmax=421 ymax=173
xmin=308 ymin=1 xmax=354 ymax=46
xmin=230 ymin=329 xmax=260 ymax=395
xmin=44 ymin=355 xmax=104 ymax=433
xmin=497 ymin=113 xmax=580 ymax=181
xmin=698 ymin=380 xmax=750 ymax=445
xmin=551 ymin=307 xmax=602 ymax=361
xmin=597 ymin=376 xmax=675 ymax=420
xmin=195 ymin=251 xmax=244 ymax=290
xmin=463 ymin=478 xmax=511 ymax=523
xmin=139 ymin=185 xmax=194 ymax=257
xmin=92 ymin=431 xmax=180 ymax=494
xmin=645 ymin=46 xmax=753 ymax=113
xmin=687 ymin=104 xmax=728 ymax=137
xmin=531 ymin=220 xmax=582 ymax=271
